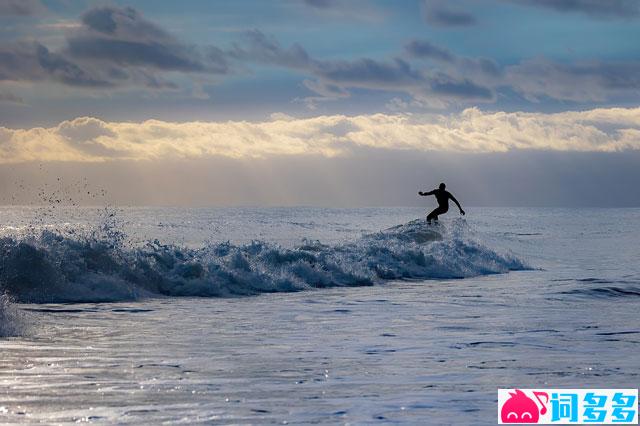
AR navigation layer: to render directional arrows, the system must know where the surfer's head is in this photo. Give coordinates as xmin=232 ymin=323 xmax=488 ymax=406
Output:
xmin=439 ymin=182 xmax=446 ymax=190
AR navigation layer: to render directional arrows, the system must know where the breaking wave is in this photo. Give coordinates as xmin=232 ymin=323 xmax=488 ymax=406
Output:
xmin=0 ymin=219 xmax=528 ymax=303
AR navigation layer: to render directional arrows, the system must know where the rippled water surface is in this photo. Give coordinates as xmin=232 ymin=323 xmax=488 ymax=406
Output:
xmin=1 ymin=207 xmax=639 ymax=424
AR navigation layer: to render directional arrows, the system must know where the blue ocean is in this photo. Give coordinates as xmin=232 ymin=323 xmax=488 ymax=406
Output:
xmin=1 ymin=206 xmax=638 ymax=424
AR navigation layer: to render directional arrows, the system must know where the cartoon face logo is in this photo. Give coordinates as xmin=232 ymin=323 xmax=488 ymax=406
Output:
xmin=501 ymin=389 xmax=548 ymax=423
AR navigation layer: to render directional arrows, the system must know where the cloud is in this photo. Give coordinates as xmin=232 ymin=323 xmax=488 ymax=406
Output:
xmin=423 ymin=0 xmax=476 ymax=27
xmin=67 ymin=38 xmax=205 ymax=72
xmin=405 ymin=40 xmax=456 ymax=63
xmin=3 ymin=4 xmax=639 ymax=109
xmin=0 ymin=5 xmax=231 ymax=93
xmin=404 ymin=39 xmax=501 ymax=84
xmin=301 ymin=41 xmax=495 ymax=104
xmin=0 ymin=0 xmax=45 ymax=16
xmin=0 ymin=41 xmax=112 ymax=87
xmin=430 ymin=75 xmax=493 ymax=100
xmin=303 ymin=0 xmax=334 ymax=8
xmin=81 ymin=6 xmax=121 ymax=34
xmin=404 ymin=38 xmax=639 ymax=105
xmin=315 ymin=58 xmax=423 ymax=87
xmin=57 ymin=116 xmax=116 ymax=142
xmin=509 ymin=0 xmax=640 ymax=19
xmin=235 ymin=30 xmax=422 ymax=98
xmin=1 ymin=107 xmax=640 ymax=163
xmin=235 ymin=30 xmax=494 ymax=106
xmin=57 ymin=117 xmax=124 ymax=157
xmin=506 ymin=57 xmax=640 ymax=102
xmin=66 ymin=6 xmax=228 ymax=74
xmin=232 ymin=30 xmax=311 ymax=69
xmin=299 ymin=0 xmax=387 ymax=21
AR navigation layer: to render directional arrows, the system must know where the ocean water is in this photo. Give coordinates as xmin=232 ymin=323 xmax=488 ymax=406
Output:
xmin=0 ymin=206 xmax=638 ymax=424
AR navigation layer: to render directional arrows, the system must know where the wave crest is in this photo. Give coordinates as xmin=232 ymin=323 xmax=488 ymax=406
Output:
xmin=0 ymin=219 xmax=528 ymax=303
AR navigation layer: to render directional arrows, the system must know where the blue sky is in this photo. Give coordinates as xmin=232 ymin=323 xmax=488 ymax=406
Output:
xmin=2 ymin=0 xmax=640 ymax=126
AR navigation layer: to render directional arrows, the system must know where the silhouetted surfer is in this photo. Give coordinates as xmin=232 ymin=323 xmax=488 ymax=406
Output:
xmin=419 ymin=183 xmax=465 ymax=224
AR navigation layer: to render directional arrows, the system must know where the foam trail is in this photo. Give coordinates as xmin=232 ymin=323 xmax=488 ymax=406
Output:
xmin=0 ymin=219 xmax=528 ymax=303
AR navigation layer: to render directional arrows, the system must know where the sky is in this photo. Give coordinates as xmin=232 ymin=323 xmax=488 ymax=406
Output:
xmin=1 ymin=0 xmax=640 ymax=206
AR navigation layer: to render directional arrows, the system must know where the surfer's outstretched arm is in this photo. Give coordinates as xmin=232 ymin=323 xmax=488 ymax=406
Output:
xmin=418 ymin=190 xmax=435 ymax=196
xmin=450 ymin=194 xmax=465 ymax=215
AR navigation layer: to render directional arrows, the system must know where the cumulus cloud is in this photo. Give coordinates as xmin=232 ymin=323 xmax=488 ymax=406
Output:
xmin=56 ymin=117 xmax=124 ymax=157
xmin=1 ymin=107 xmax=640 ymax=164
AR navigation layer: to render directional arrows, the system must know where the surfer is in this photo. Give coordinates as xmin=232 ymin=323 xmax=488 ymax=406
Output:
xmin=419 ymin=183 xmax=465 ymax=224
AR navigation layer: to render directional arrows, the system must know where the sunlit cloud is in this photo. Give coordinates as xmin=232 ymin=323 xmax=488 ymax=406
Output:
xmin=2 ymin=107 xmax=640 ymax=164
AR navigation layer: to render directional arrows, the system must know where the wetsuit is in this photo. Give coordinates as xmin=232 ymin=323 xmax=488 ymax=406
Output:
xmin=427 ymin=188 xmax=451 ymax=222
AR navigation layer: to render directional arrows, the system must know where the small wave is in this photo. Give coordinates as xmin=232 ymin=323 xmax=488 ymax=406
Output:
xmin=555 ymin=276 xmax=640 ymax=298
xmin=0 ymin=219 xmax=528 ymax=303
xmin=560 ymin=286 xmax=640 ymax=298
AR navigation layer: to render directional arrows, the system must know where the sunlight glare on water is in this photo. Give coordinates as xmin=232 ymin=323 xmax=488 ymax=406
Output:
xmin=0 ymin=207 xmax=639 ymax=424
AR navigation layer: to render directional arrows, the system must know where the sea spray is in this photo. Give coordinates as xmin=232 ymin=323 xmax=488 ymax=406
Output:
xmin=0 ymin=218 xmax=528 ymax=303
xmin=0 ymin=293 xmax=28 ymax=337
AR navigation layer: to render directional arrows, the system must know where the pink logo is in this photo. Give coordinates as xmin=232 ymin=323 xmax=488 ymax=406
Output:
xmin=501 ymin=389 xmax=548 ymax=423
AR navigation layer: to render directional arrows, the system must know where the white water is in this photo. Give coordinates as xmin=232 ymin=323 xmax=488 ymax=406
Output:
xmin=0 ymin=293 xmax=27 ymax=338
xmin=1 ymin=207 xmax=639 ymax=424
